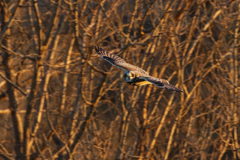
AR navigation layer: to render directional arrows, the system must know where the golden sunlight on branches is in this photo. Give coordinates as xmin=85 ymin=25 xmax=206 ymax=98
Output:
xmin=0 ymin=0 xmax=239 ymax=159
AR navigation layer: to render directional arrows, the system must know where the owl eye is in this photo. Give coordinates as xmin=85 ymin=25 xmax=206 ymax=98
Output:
xmin=130 ymin=73 xmax=135 ymax=78
xmin=124 ymin=74 xmax=128 ymax=78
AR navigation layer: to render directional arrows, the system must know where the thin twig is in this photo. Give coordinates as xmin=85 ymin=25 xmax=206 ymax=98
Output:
xmin=0 ymin=73 xmax=27 ymax=96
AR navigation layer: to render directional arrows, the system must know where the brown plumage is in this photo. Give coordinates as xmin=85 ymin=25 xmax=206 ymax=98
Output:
xmin=95 ymin=46 xmax=183 ymax=92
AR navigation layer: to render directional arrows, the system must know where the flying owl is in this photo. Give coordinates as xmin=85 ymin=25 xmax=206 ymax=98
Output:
xmin=95 ymin=46 xmax=183 ymax=92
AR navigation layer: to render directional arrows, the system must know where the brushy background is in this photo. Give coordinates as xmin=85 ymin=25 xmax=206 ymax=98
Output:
xmin=0 ymin=0 xmax=239 ymax=159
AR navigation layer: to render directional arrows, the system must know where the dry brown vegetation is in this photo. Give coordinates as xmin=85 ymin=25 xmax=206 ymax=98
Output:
xmin=0 ymin=0 xmax=240 ymax=159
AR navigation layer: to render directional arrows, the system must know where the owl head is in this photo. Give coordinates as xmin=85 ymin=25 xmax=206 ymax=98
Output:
xmin=123 ymin=70 xmax=136 ymax=82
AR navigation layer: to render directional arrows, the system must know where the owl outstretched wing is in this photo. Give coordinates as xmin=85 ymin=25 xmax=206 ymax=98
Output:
xmin=95 ymin=46 xmax=148 ymax=75
xmin=139 ymin=76 xmax=183 ymax=92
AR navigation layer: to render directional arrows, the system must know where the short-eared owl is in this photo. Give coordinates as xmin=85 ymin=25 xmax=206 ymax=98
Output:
xmin=95 ymin=46 xmax=183 ymax=92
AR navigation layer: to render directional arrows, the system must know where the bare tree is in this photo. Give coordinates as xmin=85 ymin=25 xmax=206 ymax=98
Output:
xmin=0 ymin=0 xmax=239 ymax=159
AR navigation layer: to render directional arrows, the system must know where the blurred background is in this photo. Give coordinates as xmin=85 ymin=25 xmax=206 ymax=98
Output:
xmin=0 ymin=0 xmax=239 ymax=159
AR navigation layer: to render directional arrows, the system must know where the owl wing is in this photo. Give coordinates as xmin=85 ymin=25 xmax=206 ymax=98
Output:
xmin=95 ymin=46 xmax=148 ymax=75
xmin=139 ymin=76 xmax=183 ymax=92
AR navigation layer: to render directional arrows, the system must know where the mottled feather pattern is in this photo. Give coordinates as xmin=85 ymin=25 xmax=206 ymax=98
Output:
xmin=95 ymin=46 xmax=183 ymax=92
xmin=163 ymin=83 xmax=183 ymax=92
xmin=134 ymin=73 xmax=183 ymax=92
xmin=95 ymin=46 xmax=148 ymax=75
xmin=120 ymin=63 xmax=149 ymax=75
xmin=147 ymin=77 xmax=164 ymax=86
xmin=95 ymin=46 xmax=126 ymax=63
xmin=145 ymin=77 xmax=183 ymax=92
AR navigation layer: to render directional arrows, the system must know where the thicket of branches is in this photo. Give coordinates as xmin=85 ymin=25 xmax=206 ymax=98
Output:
xmin=0 ymin=0 xmax=239 ymax=159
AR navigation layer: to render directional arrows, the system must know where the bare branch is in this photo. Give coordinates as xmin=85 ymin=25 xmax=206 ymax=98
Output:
xmin=0 ymin=73 xmax=27 ymax=96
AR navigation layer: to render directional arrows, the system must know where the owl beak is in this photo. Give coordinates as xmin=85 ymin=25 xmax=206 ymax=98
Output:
xmin=127 ymin=72 xmax=131 ymax=80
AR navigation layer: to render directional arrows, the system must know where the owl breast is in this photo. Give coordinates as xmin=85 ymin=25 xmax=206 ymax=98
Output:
xmin=126 ymin=78 xmax=151 ymax=86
